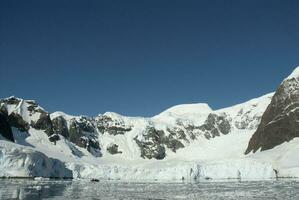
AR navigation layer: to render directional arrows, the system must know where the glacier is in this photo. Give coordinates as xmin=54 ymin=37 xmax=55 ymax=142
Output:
xmin=0 ymin=139 xmax=72 ymax=178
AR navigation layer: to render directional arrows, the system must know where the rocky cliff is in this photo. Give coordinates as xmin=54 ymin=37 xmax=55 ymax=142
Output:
xmin=246 ymin=67 xmax=299 ymax=154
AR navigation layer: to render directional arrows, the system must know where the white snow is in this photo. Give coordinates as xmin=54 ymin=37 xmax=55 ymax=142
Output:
xmin=284 ymin=66 xmax=299 ymax=81
xmin=248 ymin=137 xmax=299 ymax=178
xmin=158 ymin=103 xmax=212 ymax=116
xmin=65 ymin=131 xmax=276 ymax=181
xmin=153 ymin=103 xmax=212 ymax=126
xmin=66 ymin=158 xmax=275 ymax=181
xmin=0 ymin=140 xmax=72 ymax=178
xmin=4 ymin=98 xmax=42 ymax=123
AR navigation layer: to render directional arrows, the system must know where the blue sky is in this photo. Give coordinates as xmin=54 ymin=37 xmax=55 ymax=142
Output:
xmin=1 ymin=0 xmax=299 ymax=116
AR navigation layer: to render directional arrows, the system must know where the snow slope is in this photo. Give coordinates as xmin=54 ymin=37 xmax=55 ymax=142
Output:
xmin=248 ymin=137 xmax=299 ymax=178
xmin=0 ymin=140 xmax=72 ymax=178
xmin=284 ymin=66 xmax=299 ymax=81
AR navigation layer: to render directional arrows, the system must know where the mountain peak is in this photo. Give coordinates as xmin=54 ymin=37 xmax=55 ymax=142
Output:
xmin=159 ymin=103 xmax=212 ymax=117
xmin=284 ymin=66 xmax=299 ymax=81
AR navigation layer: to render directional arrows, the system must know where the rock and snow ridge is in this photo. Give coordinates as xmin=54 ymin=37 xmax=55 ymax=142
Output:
xmin=1 ymin=67 xmax=299 ymax=180
xmin=284 ymin=66 xmax=299 ymax=81
xmin=246 ymin=66 xmax=299 ymax=153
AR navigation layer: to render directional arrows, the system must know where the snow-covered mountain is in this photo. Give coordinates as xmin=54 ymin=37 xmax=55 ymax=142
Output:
xmin=1 ymin=67 xmax=299 ymax=181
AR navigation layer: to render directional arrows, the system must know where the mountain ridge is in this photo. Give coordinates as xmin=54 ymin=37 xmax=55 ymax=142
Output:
xmin=1 ymin=67 xmax=299 ymax=180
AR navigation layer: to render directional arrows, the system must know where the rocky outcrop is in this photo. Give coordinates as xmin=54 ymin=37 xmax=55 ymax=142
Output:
xmin=51 ymin=116 xmax=69 ymax=138
xmin=7 ymin=112 xmax=30 ymax=132
xmin=0 ymin=112 xmax=14 ymax=142
xmin=199 ymin=113 xmax=232 ymax=139
xmin=31 ymin=112 xmax=53 ymax=135
xmin=107 ymin=144 xmax=122 ymax=154
xmin=49 ymin=134 xmax=60 ymax=143
xmin=68 ymin=119 xmax=101 ymax=156
xmin=134 ymin=127 xmax=167 ymax=160
xmin=134 ymin=126 xmax=185 ymax=160
xmin=245 ymin=69 xmax=299 ymax=154
xmin=26 ymin=100 xmax=44 ymax=114
xmin=96 ymin=114 xmax=132 ymax=135
xmin=0 ymin=97 xmax=101 ymax=156
xmin=234 ymin=109 xmax=261 ymax=130
xmin=1 ymin=97 xmax=20 ymax=105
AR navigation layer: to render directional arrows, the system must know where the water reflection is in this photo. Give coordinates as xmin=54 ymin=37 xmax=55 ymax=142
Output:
xmin=0 ymin=179 xmax=70 ymax=200
xmin=1 ymin=179 xmax=299 ymax=200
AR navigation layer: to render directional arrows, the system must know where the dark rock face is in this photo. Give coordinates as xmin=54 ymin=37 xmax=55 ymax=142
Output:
xmin=0 ymin=112 xmax=14 ymax=142
xmin=49 ymin=134 xmax=60 ymax=143
xmin=135 ymin=138 xmax=166 ymax=160
xmin=76 ymin=116 xmax=95 ymax=133
xmin=1 ymin=97 xmax=102 ymax=156
xmin=107 ymin=144 xmax=122 ymax=154
xmin=51 ymin=116 xmax=69 ymax=138
xmin=174 ymin=120 xmax=198 ymax=140
xmin=96 ymin=115 xmax=132 ymax=135
xmin=1 ymin=97 xmax=54 ymax=135
xmin=69 ymin=120 xmax=84 ymax=146
xmin=163 ymin=130 xmax=185 ymax=152
xmin=0 ymin=104 xmax=8 ymax=115
xmin=167 ymin=127 xmax=188 ymax=142
xmin=134 ymin=126 xmax=184 ymax=160
xmin=245 ymin=77 xmax=299 ymax=154
xmin=26 ymin=100 xmax=44 ymax=114
xmin=31 ymin=112 xmax=53 ymax=135
xmin=68 ymin=119 xmax=101 ymax=156
xmin=134 ymin=127 xmax=166 ymax=160
xmin=1 ymin=97 xmax=21 ymax=105
xmin=7 ymin=112 xmax=30 ymax=132
xmin=199 ymin=113 xmax=231 ymax=139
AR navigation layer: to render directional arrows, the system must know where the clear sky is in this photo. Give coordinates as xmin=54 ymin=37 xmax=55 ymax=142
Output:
xmin=1 ymin=0 xmax=299 ymax=117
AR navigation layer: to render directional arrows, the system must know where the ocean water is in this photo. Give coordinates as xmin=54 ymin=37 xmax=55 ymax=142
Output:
xmin=0 ymin=179 xmax=299 ymax=200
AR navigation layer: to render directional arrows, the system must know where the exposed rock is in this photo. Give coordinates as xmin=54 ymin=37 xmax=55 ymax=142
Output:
xmin=69 ymin=119 xmax=83 ymax=146
xmin=26 ymin=100 xmax=44 ymax=115
xmin=135 ymin=137 xmax=166 ymax=160
xmin=77 ymin=116 xmax=95 ymax=133
xmin=96 ymin=115 xmax=132 ymax=135
xmin=51 ymin=116 xmax=69 ymax=138
xmin=174 ymin=120 xmax=203 ymax=140
xmin=166 ymin=127 xmax=188 ymax=142
xmin=49 ymin=134 xmax=60 ymax=144
xmin=245 ymin=76 xmax=299 ymax=154
xmin=134 ymin=126 xmax=184 ymax=159
xmin=199 ymin=113 xmax=231 ymax=139
xmin=7 ymin=112 xmax=30 ymax=132
xmin=0 ymin=112 xmax=14 ymax=142
xmin=107 ymin=144 xmax=122 ymax=154
xmin=80 ymin=137 xmax=100 ymax=152
xmin=163 ymin=134 xmax=184 ymax=153
xmin=0 ymin=104 xmax=8 ymax=115
xmin=234 ymin=109 xmax=261 ymax=130
xmin=31 ymin=112 xmax=53 ymax=135
xmin=134 ymin=127 xmax=166 ymax=160
xmin=68 ymin=119 xmax=101 ymax=156
xmin=1 ymin=97 xmax=20 ymax=105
